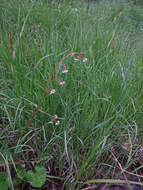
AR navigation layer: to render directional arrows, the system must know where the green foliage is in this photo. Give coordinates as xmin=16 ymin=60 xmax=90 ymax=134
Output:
xmin=26 ymin=166 xmax=47 ymax=188
xmin=0 ymin=172 xmax=9 ymax=190
xmin=16 ymin=165 xmax=47 ymax=188
xmin=0 ymin=166 xmax=47 ymax=189
xmin=17 ymin=165 xmax=27 ymax=180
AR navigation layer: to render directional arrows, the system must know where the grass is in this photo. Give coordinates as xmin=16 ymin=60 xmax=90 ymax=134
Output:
xmin=0 ymin=0 xmax=143 ymax=189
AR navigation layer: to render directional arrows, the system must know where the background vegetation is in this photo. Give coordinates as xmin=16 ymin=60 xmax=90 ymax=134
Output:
xmin=0 ymin=0 xmax=143 ymax=189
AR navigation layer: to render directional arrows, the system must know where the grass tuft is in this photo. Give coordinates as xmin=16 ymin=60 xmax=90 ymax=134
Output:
xmin=0 ymin=0 xmax=143 ymax=189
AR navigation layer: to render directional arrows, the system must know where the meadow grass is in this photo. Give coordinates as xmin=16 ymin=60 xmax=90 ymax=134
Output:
xmin=0 ymin=0 xmax=143 ymax=189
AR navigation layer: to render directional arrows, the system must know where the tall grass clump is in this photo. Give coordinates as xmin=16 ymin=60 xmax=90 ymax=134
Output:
xmin=0 ymin=0 xmax=143 ymax=189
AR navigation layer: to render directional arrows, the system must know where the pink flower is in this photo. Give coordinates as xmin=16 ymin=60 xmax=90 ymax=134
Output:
xmin=74 ymin=56 xmax=80 ymax=62
xmin=69 ymin=52 xmax=74 ymax=57
xmin=83 ymin=57 xmax=88 ymax=63
xmin=51 ymin=115 xmax=58 ymax=120
xmin=55 ymin=120 xmax=60 ymax=126
xmin=49 ymin=114 xmax=58 ymax=124
xmin=74 ymin=58 xmax=79 ymax=62
xmin=50 ymin=89 xmax=56 ymax=95
xmin=64 ymin=65 xmax=67 ymax=69
xmin=59 ymin=81 xmax=65 ymax=86
xmin=62 ymin=69 xmax=68 ymax=74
